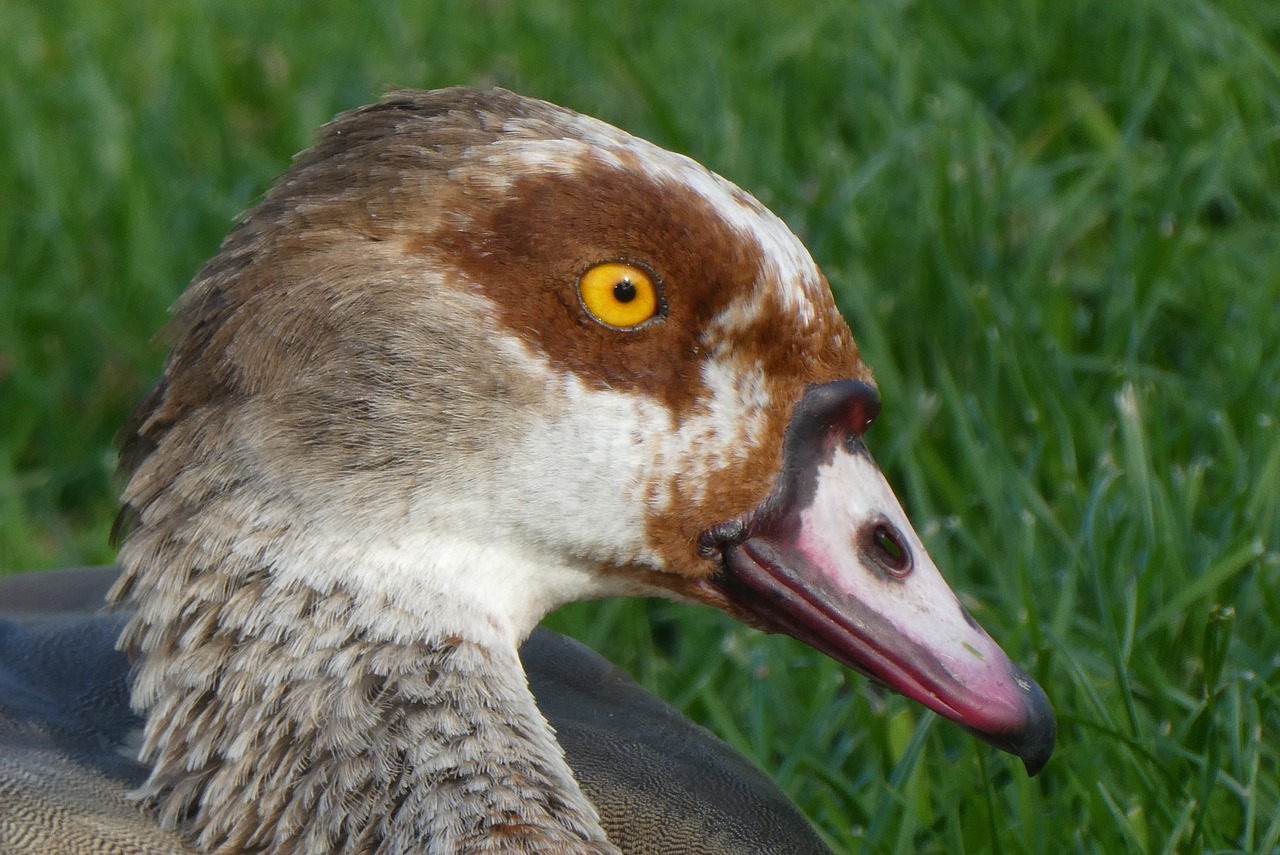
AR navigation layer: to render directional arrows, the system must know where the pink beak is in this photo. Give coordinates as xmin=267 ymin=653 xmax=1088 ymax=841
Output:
xmin=698 ymin=381 xmax=1055 ymax=775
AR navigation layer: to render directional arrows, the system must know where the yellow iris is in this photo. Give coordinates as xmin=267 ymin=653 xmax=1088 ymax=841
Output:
xmin=577 ymin=261 xmax=661 ymax=329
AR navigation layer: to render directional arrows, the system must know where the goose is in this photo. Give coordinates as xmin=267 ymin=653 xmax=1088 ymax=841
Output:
xmin=0 ymin=87 xmax=1054 ymax=854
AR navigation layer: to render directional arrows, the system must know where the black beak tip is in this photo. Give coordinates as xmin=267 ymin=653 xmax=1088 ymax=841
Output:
xmin=964 ymin=665 xmax=1056 ymax=777
xmin=1012 ymin=668 xmax=1056 ymax=777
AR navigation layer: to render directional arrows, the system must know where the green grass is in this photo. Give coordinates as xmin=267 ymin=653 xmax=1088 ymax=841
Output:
xmin=2 ymin=0 xmax=1278 ymax=851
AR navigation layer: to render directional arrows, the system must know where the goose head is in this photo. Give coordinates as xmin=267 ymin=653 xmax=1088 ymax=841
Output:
xmin=114 ymin=87 xmax=1053 ymax=839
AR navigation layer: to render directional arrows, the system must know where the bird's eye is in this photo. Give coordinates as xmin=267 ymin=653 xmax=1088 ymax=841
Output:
xmin=577 ymin=261 xmax=662 ymax=329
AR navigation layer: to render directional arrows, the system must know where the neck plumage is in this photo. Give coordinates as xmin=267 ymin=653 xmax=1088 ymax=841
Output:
xmin=112 ymin=540 xmax=617 ymax=854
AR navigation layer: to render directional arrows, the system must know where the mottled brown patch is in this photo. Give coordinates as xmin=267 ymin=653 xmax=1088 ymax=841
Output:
xmin=645 ymin=265 xmax=875 ymax=579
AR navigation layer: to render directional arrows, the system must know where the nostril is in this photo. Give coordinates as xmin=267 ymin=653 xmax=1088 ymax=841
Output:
xmin=861 ymin=519 xmax=912 ymax=579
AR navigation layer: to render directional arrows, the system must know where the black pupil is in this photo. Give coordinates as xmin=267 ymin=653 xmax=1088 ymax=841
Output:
xmin=613 ymin=279 xmax=637 ymax=303
xmin=875 ymin=526 xmax=903 ymax=560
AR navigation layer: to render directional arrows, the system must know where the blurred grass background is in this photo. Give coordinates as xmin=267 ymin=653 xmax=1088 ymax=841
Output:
xmin=2 ymin=0 xmax=1278 ymax=851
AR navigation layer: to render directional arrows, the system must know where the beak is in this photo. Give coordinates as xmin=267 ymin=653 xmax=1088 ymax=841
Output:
xmin=697 ymin=381 xmax=1055 ymax=775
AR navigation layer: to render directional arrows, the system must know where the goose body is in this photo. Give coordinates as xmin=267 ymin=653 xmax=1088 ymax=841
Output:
xmin=0 ymin=567 xmax=829 ymax=853
xmin=0 ymin=88 xmax=1053 ymax=853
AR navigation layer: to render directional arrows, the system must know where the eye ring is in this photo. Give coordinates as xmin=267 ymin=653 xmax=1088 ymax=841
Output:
xmin=859 ymin=518 xmax=913 ymax=579
xmin=577 ymin=260 xmax=664 ymax=330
